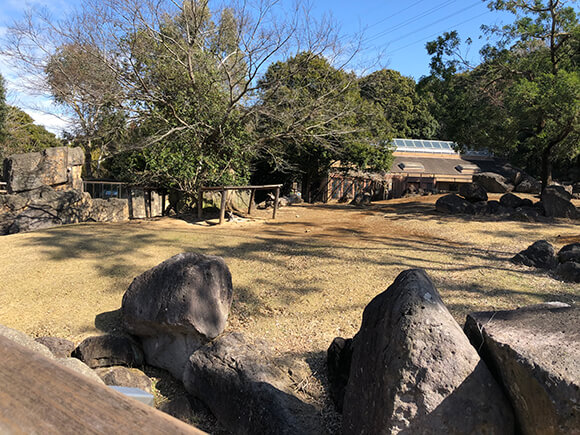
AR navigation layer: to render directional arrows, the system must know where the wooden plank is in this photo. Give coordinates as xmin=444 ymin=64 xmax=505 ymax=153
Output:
xmin=248 ymin=188 xmax=256 ymax=215
xmin=272 ymin=186 xmax=280 ymax=219
xmin=0 ymin=335 xmax=204 ymax=435
xmin=200 ymin=184 xmax=282 ymax=192
xmin=219 ymin=189 xmax=227 ymax=224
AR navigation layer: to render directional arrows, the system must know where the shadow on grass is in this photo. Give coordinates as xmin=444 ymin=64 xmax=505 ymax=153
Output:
xmin=18 ymin=203 xmax=578 ymax=329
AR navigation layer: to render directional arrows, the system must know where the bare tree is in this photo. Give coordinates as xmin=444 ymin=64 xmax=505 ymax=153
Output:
xmin=2 ymin=0 xmax=371 ymax=192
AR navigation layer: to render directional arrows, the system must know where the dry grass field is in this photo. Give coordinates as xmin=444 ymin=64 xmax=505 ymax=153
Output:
xmin=1 ymin=194 xmax=578 ymax=431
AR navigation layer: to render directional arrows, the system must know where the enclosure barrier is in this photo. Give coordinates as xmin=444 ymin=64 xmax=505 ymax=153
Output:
xmin=198 ymin=184 xmax=283 ymax=225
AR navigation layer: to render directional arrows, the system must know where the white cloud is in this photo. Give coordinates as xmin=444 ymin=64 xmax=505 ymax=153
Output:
xmin=23 ymin=108 xmax=71 ymax=135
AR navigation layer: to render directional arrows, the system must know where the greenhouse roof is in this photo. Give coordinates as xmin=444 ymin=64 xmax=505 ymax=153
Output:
xmin=392 ymin=138 xmax=458 ymax=154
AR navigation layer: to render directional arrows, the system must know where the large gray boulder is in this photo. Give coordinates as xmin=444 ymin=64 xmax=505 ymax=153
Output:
xmin=183 ymin=332 xmax=323 ymax=435
xmin=435 ymin=194 xmax=474 ymax=214
xmin=473 ymin=172 xmax=513 ymax=193
xmin=3 ymin=147 xmax=84 ymax=193
xmin=511 ymin=240 xmax=557 ymax=270
xmin=342 ymin=269 xmax=513 ymax=434
xmin=542 ymin=185 xmax=578 ymax=219
xmin=122 ymin=253 xmax=233 ymax=379
xmin=459 ymin=183 xmax=488 ymax=202
xmin=464 ymin=304 xmax=579 ymax=435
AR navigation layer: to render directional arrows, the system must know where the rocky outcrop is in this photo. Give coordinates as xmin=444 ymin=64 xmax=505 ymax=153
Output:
xmin=72 ymin=335 xmax=144 ymax=369
xmin=3 ymin=147 xmax=84 ymax=193
xmin=342 ymin=269 xmax=513 ymax=434
xmin=122 ymin=253 xmax=234 ymax=379
xmin=511 ymin=240 xmax=557 ymax=270
xmin=183 ymin=332 xmax=323 ymax=435
xmin=464 ymin=304 xmax=579 ymax=435
xmin=541 ymin=185 xmax=579 ymax=219
xmin=473 ymin=172 xmax=513 ymax=193
xmin=0 ymin=187 xmax=92 ymax=235
xmin=0 ymin=186 xmax=130 ymax=235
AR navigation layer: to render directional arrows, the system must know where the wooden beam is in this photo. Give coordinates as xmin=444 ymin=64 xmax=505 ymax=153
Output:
xmin=248 ymin=188 xmax=255 ymax=215
xmin=200 ymin=184 xmax=282 ymax=192
xmin=197 ymin=187 xmax=203 ymax=219
xmin=272 ymin=186 xmax=280 ymax=219
xmin=0 ymin=335 xmax=204 ymax=434
xmin=219 ymin=189 xmax=227 ymax=224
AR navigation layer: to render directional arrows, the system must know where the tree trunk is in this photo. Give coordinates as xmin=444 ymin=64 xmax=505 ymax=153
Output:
xmin=84 ymin=147 xmax=93 ymax=179
xmin=541 ymin=146 xmax=554 ymax=192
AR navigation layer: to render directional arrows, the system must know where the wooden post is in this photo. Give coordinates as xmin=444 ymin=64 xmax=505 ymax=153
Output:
xmin=272 ymin=186 xmax=280 ymax=219
xmin=219 ymin=188 xmax=227 ymax=224
xmin=248 ymin=188 xmax=255 ymax=215
xmin=197 ymin=187 xmax=203 ymax=219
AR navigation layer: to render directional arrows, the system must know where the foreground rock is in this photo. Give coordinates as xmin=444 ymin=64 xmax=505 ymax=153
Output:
xmin=122 ymin=253 xmax=233 ymax=379
xmin=35 ymin=336 xmax=75 ymax=358
xmin=542 ymin=185 xmax=579 ymax=219
xmin=326 ymin=337 xmax=353 ymax=412
xmin=342 ymin=269 xmax=513 ymax=434
xmin=73 ymin=335 xmax=144 ymax=369
xmin=464 ymin=304 xmax=579 ymax=435
xmin=183 ymin=332 xmax=323 ymax=435
xmin=511 ymin=240 xmax=557 ymax=270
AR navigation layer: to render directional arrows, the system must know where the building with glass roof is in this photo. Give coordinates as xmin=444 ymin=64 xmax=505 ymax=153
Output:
xmin=320 ymin=138 xmax=496 ymax=202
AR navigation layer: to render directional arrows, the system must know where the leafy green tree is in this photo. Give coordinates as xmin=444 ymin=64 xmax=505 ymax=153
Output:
xmin=359 ymin=69 xmax=438 ymax=139
xmin=421 ymin=1 xmax=579 ymax=188
xmin=0 ymin=106 xmax=62 ymax=164
xmin=255 ymin=52 xmax=393 ymax=202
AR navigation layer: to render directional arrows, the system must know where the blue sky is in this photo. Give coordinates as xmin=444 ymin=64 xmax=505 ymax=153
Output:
xmin=0 ymin=0 xmax=518 ymax=132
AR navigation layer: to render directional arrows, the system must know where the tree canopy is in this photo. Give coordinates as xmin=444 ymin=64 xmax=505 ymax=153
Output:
xmin=420 ymin=0 xmax=580 ymax=187
xmin=4 ymin=0 xmax=383 ymax=200
xmin=359 ymin=69 xmax=438 ymax=139
xmin=255 ymin=52 xmax=393 ymax=201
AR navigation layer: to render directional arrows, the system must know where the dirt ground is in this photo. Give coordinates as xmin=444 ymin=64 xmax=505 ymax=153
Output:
xmin=0 ymin=194 xmax=578 ymax=432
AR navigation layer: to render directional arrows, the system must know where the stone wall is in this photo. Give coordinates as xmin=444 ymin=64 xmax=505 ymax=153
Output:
xmin=1 ymin=147 xmax=130 ymax=235
xmin=3 ymin=147 xmax=85 ymax=193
